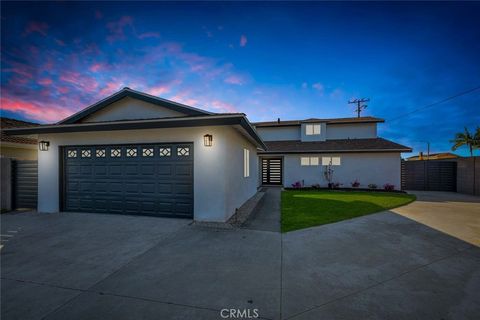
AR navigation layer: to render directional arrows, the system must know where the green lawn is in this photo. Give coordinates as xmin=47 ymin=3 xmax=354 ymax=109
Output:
xmin=281 ymin=190 xmax=416 ymax=232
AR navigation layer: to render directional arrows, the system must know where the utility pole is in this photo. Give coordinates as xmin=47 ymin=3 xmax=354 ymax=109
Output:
xmin=348 ymin=98 xmax=370 ymax=118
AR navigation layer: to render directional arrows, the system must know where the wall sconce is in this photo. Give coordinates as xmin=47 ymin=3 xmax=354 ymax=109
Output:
xmin=203 ymin=134 xmax=213 ymax=147
xmin=39 ymin=141 xmax=50 ymax=151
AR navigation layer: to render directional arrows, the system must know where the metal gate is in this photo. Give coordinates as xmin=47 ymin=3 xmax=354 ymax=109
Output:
xmin=62 ymin=143 xmax=193 ymax=218
xmin=12 ymin=160 xmax=38 ymax=209
xmin=261 ymin=158 xmax=283 ymax=185
xmin=401 ymin=160 xmax=456 ymax=191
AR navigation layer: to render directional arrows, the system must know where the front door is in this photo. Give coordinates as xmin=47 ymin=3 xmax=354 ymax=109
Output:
xmin=261 ymin=158 xmax=283 ymax=185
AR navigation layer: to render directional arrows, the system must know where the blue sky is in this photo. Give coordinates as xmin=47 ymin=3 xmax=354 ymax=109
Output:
xmin=1 ymin=1 xmax=479 ymax=156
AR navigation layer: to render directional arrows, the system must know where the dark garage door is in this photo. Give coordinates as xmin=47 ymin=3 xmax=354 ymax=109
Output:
xmin=63 ymin=143 xmax=193 ymax=218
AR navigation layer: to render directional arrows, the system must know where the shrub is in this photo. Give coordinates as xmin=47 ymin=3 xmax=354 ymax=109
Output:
xmin=311 ymin=183 xmax=321 ymax=189
xmin=368 ymin=183 xmax=378 ymax=189
xmin=291 ymin=181 xmax=302 ymax=188
xmin=383 ymin=183 xmax=395 ymax=191
xmin=329 ymin=182 xmax=341 ymax=189
xmin=351 ymin=179 xmax=360 ymax=188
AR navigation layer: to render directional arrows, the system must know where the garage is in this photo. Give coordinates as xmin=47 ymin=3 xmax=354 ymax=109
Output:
xmin=62 ymin=143 xmax=193 ymax=218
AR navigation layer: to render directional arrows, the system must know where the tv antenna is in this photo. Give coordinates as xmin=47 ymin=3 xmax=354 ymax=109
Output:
xmin=348 ymin=98 xmax=370 ymax=117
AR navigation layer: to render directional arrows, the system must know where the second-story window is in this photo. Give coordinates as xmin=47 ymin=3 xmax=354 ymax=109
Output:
xmin=306 ymin=124 xmax=321 ymax=135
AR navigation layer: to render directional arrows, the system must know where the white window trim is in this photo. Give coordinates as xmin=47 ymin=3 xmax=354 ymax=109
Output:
xmin=243 ymin=149 xmax=250 ymax=177
xmin=305 ymin=124 xmax=321 ymax=136
xmin=322 ymin=156 xmax=341 ymax=166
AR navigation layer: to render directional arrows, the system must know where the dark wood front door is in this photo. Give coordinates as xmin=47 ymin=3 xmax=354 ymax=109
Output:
xmin=262 ymin=158 xmax=283 ymax=185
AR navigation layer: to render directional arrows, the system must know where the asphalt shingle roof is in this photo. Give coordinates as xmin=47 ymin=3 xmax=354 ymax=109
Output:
xmin=1 ymin=117 xmax=38 ymax=145
xmin=253 ymin=116 xmax=384 ymax=127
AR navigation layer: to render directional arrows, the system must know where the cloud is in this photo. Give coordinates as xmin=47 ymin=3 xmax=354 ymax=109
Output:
xmin=312 ymin=83 xmax=324 ymax=93
xmin=106 ymin=16 xmax=134 ymax=42
xmin=211 ymin=100 xmax=238 ymax=113
xmin=240 ymin=35 xmax=247 ymax=47
xmin=89 ymin=63 xmax=104 ymax=72
xmin=95 ymin=10 xmax=103 ymax=20
xmin=224 ymin=75 xmax=244 ymax=85
xmin=23 ymin=21 xmax=49 ymax=36
xmin=38 ymin=78 xmax=53 ymax=86
xmin=302 ymin=82 xmax=308 ymax=89
xmin=138 ymin=32 xmax=160 ymax=39
xmin=147 ymin=85 xmax=171 ymax=96
xmin=0 ymin=97 xmax=72 ymax=122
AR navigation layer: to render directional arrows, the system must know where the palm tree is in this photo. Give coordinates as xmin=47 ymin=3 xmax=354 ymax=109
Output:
xmin=451 ymin=127 xmax=477 ymax=156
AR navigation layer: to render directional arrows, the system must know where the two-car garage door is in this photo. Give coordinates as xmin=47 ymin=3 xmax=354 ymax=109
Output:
xmin=63 ymin=143 xmax=193 ymax=218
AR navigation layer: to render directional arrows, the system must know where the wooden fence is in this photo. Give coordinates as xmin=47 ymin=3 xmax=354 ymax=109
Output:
xmin=457 ymin=156 xmax=480 ymax=196
xmin=401 ymin=160 xmax=457 ymax=191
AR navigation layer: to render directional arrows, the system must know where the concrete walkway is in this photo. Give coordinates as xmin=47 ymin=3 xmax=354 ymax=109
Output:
xmin=243 ymin=187 xmax=281 ymax=232
xmin=2 ymin=198 xmax=480 ymax=320
xmin=392 ymin=191 xmax=480 ymax=246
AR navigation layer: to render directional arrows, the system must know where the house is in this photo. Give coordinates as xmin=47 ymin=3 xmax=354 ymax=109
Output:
xmin=406 ymin=152 xmax=460 ymax=161
xmin=253 ymin=117 xmax=411 ymax=188
xmin=0 ymin=117 xmax=38 ymax=160
xmin=5 ymin=87 xmax=411 ymax=222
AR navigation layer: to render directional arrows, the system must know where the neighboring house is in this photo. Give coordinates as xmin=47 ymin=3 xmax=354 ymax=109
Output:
xmin=253 ymin=117 xmax=411 ymax=188
xmin=0 ymin=117 xmax=38 ymax=160
xmin=5 ymin=87 xmax=411 ymax=222
xmin=406 ymin=152 xmax=460 ymax=161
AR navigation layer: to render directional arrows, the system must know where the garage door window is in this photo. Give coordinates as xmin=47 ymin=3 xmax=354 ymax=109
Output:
xmin=142 ymin=148 xmax=154 ymax=157
xmin=111 ymin=148 xmax=121 ymax=157
xmin=126 ymin=148 xmax=137 ymax=157
xmin=160 ymin=147 xmax=171 ymax=157
xmin=177 ymin=147 xmax=190 ymax=156
xmin=67 ymin=150 xmax=77 ymax=158
xmin=81 ymin=149 xmax=91 ymax=158
xmin=96 ymin=149 xmax=106 ymax=157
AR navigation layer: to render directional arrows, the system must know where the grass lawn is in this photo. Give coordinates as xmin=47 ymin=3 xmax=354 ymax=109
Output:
xmin=281 ymin=190 xmax=416 ymax=232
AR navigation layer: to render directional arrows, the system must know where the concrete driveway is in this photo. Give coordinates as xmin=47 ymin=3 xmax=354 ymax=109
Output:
xmin=2 ymin=195 xmax=480 ymax=320
xmin=392 ymin=191 xmax=480 ymax=246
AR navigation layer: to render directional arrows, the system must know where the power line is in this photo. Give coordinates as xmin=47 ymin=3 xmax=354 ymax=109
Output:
xmin=388 ymin=85 xmax=480 ymax=123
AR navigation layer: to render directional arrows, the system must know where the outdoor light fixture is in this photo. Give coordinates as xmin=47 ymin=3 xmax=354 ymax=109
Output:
xmin=39 ymin=141 xmax=50 ymax=151
xmin=203 ymin=134 xmax=213 ymax=147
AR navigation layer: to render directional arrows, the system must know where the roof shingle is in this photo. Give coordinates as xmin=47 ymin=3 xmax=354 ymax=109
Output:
xmin=253 ymin=116 xmax=384 ymax=127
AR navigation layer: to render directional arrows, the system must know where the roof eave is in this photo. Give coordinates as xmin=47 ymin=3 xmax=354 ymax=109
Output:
xmin=259 ymin=148 xmax=412 ymax=154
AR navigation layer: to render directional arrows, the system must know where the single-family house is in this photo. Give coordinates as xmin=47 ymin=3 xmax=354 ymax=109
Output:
xmin=5 ymin=88 xmax=411 ymax=222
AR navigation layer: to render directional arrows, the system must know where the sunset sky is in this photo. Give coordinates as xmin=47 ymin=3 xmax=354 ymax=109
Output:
xmin=1 ymin=1 xmax=479 ymax=156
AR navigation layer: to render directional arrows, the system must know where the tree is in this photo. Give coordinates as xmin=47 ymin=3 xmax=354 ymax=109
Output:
xmin=451 ymin=127 xmax=477 ymax=156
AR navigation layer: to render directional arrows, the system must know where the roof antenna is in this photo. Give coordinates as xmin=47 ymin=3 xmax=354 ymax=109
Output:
xmin=348 ymin=98 xmax=369 ymax=118
xmin=277 ymin=117 xmax=280 ymax=123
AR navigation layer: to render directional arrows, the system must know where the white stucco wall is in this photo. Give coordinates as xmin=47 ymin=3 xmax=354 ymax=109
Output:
xmin=281 ymin=152 xmax=401 ymax=189
xmin=37 ymin=126 xmax=258 ymax=222
xmin=326 ymin=123 xmax=377 ymax=139
xmin=255 ymin=126 xmax=300 ymax=141
xmin=81 ymin=97 xmax=186 ymax=122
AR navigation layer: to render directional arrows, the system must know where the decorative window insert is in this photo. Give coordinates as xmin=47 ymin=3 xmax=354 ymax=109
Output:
xmin=160 ymin=147 xmax=171 ymax=157
xmin=243 ymin=149 xmax=250 ymax=177
xmin=301 ymin=157 xmax=319 ymax=166
xmin=177 ymin=147 xmax=189 ymax=156
xmin=67 ymin=150 xmax=77 ymax=158
xmin=126 ymin=148 xmax=137 ymax=157
xmin=322 ymin=157 xmax=341 ymax=166
xmin=81 ymin=149 xmax=91 ymax=158
xmin=96 ymin=149 xmax=106 ymax=158
xmin=305 ymin=124 xmax=321 ymax=135
xmin=111 ymin=148 xmax=121 ymax=158
xmin=142 ymin=148 xmax=154 ymax=157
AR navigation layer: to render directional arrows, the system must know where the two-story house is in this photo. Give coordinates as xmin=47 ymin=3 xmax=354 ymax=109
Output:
xmin=254 ymin=117 xmax=411 ymax=188
xmin=5 ymin=88 xmax=411 ymax=222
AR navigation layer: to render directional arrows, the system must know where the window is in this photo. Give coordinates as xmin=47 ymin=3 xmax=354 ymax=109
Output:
xmin=300 ymin=157 xmax=319 ymax=166
xmin=96 ymin=149 xmax=106 ymax=158
xmin=243 ymin=149 xmax=250 ymax=177
xmin=160 ymin=147 xmax=171 ymax=157
xmin=111 ymin=148 xmax=121 ymax=157
xmin=67 ymin=150 xmax=77 ymax=158
xmin=142 ymin=148 xmax=154 ymax=157
xmin=81 ymin=149 xmax=91 ymax=158
xmin=305 ymin=124 xmax=321 ymax=135
xmin=177 ymin=147 xmax=189 ymax=156
xmin=126 ymin=148 xmax=137 ymax=157
xmin=322 ymin=157 xmax=341 ymax=166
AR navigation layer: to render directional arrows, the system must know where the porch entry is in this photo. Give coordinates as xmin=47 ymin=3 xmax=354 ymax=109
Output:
xmin=261 ymin=158 xmax=283 ymax=185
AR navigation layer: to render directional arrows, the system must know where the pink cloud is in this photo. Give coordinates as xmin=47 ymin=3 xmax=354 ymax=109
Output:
xmin=0 ymin=97 xmax=71 ymax=122
xmin=224 ymin=75 xmax=244 ymax=85
xmin=99 ymin=82 xmax=120 ymax=96
xmin=60 ymin=72 xmax=99 ymax=92
xmin=240 ymin=35 xmax=247 ymax=47
xmin=312 ymin=83 xmax=324 ymax=94
xmin=147 ymin=85 xmax=171 ymax=96
xmin=89 ymin=63 xmax=104 ymax=72
xmin=24 ymin=21 xmax=49 ymax=36
xmin=38 ymin=78 xmax=53 ymax=86
xmin=95 ymin=10 xmax=103 ymax=20
xmin=106 ymin=16 xmax=134 ymax=42
xmin=58 ymin=86 xmax=70 ymax=94
xmin=138 ymin=32 xmax=160 ymax=39
xmin=211 ymin=100 xmax=238 ymax=113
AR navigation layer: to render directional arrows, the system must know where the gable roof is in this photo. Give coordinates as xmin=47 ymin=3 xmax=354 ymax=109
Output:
xmin=259 ymin=138 xmax=412 ymax=154
xmin=253 ymin=116 xmax=384 ymax=127
xmin=1 ymin=117 xmax=38 ymax=145
xmin=59 ymin=87 xmax=214 ymax=124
